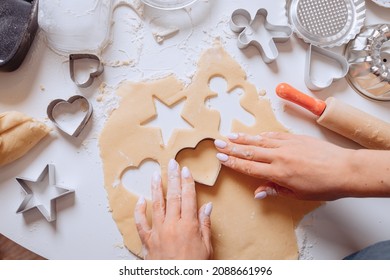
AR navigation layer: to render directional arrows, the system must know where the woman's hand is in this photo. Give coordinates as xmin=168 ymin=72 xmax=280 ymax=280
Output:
xmin=134 ymin=159 xmax=213 ymax=260
xmin=214 ymin=132 xmax=356 ymax=201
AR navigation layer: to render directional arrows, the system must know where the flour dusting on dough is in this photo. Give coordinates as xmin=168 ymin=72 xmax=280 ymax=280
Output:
xmin=99 ymin=41 xmax=321 ymax=259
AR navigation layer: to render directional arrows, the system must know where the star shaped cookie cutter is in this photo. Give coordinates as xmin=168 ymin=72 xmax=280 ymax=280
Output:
xmin=16 ymin=164 xmax=74 ymax=222
xmin=230 ymin=8 xmax=292 ymax=63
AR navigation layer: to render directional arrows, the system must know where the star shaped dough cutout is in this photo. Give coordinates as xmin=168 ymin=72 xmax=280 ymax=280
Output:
xmin=143 ymin=98 xmax=193 ymax=147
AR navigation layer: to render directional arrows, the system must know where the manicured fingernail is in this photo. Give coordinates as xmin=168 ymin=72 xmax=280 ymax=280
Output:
xmin=169 ymin=159 xmax=178 ymax=171
xmin=204 ymin=202 xmax=213 ymax=216
xmin=214 ymin=139 xmax=227 ymax=149
xmin=216 ymin=153 xmax=229 ymax=162
xmin=255 ymin=191 xmax=267 ymax=200
xmin=182 ymin=166 xmax=191 ymax=178
xmin=152 ymin=171 xmax=161 ymax=183
xmin=227 ymin=133 xmax=239 ymax=140
xmin=137 ymin=196 xmax=146 ymax=205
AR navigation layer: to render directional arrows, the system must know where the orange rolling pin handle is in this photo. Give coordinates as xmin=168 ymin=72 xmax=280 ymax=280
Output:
xmin=276 ymin=83 xmax=327 ymax=117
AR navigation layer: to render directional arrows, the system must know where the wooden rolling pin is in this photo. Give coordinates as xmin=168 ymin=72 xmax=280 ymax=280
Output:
xmin=276 ymin=83 xmax=390 ymax=150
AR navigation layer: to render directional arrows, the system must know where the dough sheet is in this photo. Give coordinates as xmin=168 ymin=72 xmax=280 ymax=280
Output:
xmin=99 ymin=42 xmax=320 ymax=259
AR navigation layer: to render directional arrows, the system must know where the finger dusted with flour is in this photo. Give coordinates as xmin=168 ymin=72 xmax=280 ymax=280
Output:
xmin=134 ymin=160 xmax=213 ymax=260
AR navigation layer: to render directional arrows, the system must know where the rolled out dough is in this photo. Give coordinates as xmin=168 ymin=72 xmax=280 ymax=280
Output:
xmin=0 ymin=111 xmax=50 ymax=167
xmin=99 ymin=41 xmax=321 ymax=259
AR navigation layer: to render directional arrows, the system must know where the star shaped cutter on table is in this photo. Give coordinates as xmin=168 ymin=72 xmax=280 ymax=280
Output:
xmin=16 ymin=164 xmax=74 ymax=222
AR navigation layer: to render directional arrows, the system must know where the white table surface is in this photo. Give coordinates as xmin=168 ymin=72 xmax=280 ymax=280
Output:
xmin=0 ymin=0 xmax=389 ymax=260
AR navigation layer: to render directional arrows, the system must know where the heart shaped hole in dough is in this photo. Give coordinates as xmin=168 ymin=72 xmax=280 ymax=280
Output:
xmin=121 ymin=159 xmax=160 ymax=199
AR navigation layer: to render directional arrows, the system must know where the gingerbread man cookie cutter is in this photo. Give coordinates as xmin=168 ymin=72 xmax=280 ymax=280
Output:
xmin=230 ymin=8 xmax=292 ymax=63
xmin=16 ymin=164 xmax=74 ymax=222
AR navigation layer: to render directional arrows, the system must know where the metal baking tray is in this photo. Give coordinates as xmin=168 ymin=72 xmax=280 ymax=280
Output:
xmin=0 ymin=0 xmax=39 ymax=72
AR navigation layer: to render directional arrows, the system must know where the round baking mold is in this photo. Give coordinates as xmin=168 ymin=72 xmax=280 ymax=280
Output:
xmin=286 ymin=0 xmax=366 ymax=48
xmin=371 ymin=0 xmax=390 ymax=8
xmin=345 ymin=24 xmax=390 ymax=101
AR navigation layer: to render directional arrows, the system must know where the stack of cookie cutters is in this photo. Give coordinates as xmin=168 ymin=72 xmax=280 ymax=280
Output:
xmin=230 ymin=8 xmax=292 ymax=64
xmin=16 ymin=164 xmax=74 ymax=222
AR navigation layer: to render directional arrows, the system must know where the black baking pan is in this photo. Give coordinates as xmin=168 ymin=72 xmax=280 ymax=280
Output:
xmin=0 ymin=0 xmax=39 ymax=72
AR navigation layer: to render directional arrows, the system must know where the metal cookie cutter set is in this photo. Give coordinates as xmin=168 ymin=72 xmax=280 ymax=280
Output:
xmin=230 ymin=8 xmax=292 ymax=64
xmin=47 ymin=95 xmax=93 ymax=137
xmin=16 ymin=164 xmax=74 ymax=222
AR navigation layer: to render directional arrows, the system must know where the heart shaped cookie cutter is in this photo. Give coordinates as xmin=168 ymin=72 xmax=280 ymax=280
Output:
xmin=47 ymin=95 xmax=93 ymax=137
xmin=305 ymin=44 xmax=349 ymax=90
xmin=69 ymin=54 xmax=104 ymax=88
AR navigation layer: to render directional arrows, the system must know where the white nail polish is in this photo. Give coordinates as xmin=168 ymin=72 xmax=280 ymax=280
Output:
xmin=152 ymin=171 xmax=161 ymax=183
xmin=182 ymin=166 xmax=191 ymax=178
xmin=227 ymin=133 xmax=239 ymax=140
xmin=216 ymin=153 xmax=229 ymax=162
xmin=204 ymin=202 xmax=213 ymax=216
xmin=255 ymin=191 xmax=267 ymax=200
xmin=168 ymin=159 xmax=178 ymax=171
xmin=214 ymin=139 xmax=227 ymax=149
